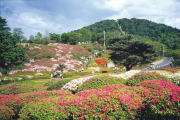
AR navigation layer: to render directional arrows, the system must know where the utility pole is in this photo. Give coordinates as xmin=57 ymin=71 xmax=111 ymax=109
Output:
xmin=103 ymin=30 xmax=106 ymax=51
xmin=60 ymin=33 xmax=62 ymax=42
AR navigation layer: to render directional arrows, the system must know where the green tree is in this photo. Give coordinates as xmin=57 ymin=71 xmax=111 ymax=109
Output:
xmin=61 ymin=32 xmax=82 ymax=45
xmin=108 ymin=35 xmax=155 ymax=71
xmin=78 ymin=28 xmax=92 ymax=42
xmin=166 ymin=49 xmax=180 ymax=66
xmin=0 ymin=17 xmax=27 ymax=75
xmin=0 ymin=17 xmax=10 ymax=32
xmin=28 ymin=35 xmax=35 ymax=43
xmin=35 ymin=32 xmax=42 ymax=39
xmin=49 ymin=33 xmax=61 ymax=43
xmin=56 ymin=63 xmax=66 ymax=73
xmin=13 ymin=28 xmax=25 ymax=42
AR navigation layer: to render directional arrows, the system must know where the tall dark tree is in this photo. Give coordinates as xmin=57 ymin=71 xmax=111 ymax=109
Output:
xmin=108 ymin=35 xmax=155 ymax=71
xmin=0 ymin=17 xmax=27 ymax=75
xmin=0 ymin=17 xmax=10 ymax=32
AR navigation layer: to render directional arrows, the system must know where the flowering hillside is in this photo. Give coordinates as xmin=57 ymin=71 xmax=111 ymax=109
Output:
xmin=9 ymin=43 xmax=90 ymax=74
xmin=0 ymin=80 xmax=179 ymax=120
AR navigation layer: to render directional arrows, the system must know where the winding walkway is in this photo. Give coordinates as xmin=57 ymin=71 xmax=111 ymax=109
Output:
xmin=110 ymin=57 xmax=172 ymax=79
xmin=141 ymin=57 xmax=173 ymax=71
xmin=61 ymin=75 xmax=96 ymax=91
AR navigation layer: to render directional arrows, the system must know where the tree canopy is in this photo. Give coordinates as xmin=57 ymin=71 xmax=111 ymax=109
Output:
xmin=0 ymin=17 xmax=27 ymax=75
xmin=108 ymin=35 xmax=156 ymax=71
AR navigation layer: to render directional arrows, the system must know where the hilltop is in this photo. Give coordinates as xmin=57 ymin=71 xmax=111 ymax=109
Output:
xmin=81 ymin=18 xmax=180 ymax=50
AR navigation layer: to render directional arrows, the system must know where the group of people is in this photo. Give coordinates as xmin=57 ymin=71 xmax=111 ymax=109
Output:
xmin=51 ymin=72 xmax=63 ymax=79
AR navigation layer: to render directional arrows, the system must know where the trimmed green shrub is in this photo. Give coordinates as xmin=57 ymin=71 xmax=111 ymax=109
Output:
xmin=77 ymin=75 xmax=125 ymax=92
xmin=63 ymin=70 xmax=92 ymax=78
xmin=47 ymin=78 xmax=73 ymax=90
xmin=126 ymin=72 xmax=170 ymax=86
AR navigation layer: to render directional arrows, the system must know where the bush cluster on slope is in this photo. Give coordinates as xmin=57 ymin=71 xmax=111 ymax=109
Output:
xmin=77 ymin=75 xmax=125 ymax=92
xmin=126 ymin=71 xmax=170 ymax=86
xmin=18 ymin=81 xmax=180 ymax=120
xmin=0 ymin=84 xmax=40 ymax=95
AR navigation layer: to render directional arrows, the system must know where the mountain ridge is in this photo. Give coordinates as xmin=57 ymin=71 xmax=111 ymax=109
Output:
xmin=76 ymin=18 xmax=180 ymax=50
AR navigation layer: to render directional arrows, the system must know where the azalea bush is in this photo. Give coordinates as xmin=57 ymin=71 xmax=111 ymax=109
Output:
xmin=95 ymin=58 xmax=108 ymax=66
xmin=0 ymin=90 xmax=71 ymax=119
xmin=1 ymin=80 xmax=179 ymax=120
xmin=136 ymin=80 xmax=180 ymax=119
xmin=154 ymin=70 xmax=180 ymax=86
xmin=126 ymin=71 xmax=170 ymax=86
xmin=77 ymin=75 xmax=125 ymax=92
xmin=20 ymin=84 xmax=142 ymax=120
xmin=26 ymin=44 xmax=55 ymax=60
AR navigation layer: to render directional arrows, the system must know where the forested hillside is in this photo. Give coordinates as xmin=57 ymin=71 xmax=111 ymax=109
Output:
xmin=27 ymin=18 xmax=180 ymax=50
xmin=118 ymin=18 xmax=180 ymax=50
xmin=83 ymin=18 xmax=180 ymax=50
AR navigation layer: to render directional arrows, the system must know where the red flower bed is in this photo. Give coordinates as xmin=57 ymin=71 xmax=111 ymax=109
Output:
xmin=136 ymin=80 xmax=180 ymax=119
xmin=95 ymin=58 xmax=108 ymax=66
xmin=1 ymin=80 xmax=179 ymax=120
xmin=0 ymin=90 xmax=72 ymax=119
xmin=20 ymin=84 xmax=143 ymax=120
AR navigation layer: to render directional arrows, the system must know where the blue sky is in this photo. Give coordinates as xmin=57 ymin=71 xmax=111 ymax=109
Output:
xmin=1 ymin=0 xmax=180 ymax=38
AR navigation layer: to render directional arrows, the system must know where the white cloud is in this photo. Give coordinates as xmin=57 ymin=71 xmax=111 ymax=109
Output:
xmin=18 ymin=12 xmax=47 ymax=27
xmin=2 ymin=0 xmax=180 ymax=38
xmin=7 ymin=11 xmax=64 ymax=37
xmin=2 ymin=0 xmax=91 ymax=37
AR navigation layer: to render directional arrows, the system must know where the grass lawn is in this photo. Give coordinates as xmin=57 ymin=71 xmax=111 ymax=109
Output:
xmin=19 ymin=79 xmax=50 ymax=86
xmin=0 ymin=79 xmax=49 ymax=88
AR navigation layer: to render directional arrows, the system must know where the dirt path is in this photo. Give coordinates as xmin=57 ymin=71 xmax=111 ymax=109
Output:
xmin=61 ymin=75 xmax=96 ymax=91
